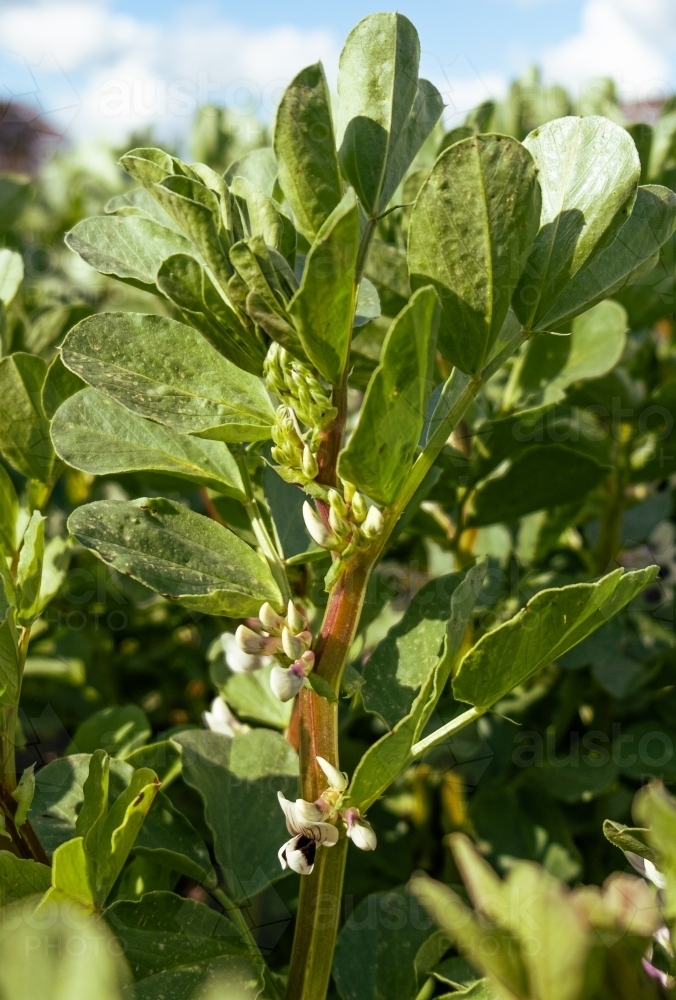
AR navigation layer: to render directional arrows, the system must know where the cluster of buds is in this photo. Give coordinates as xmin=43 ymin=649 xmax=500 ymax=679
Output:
xmin=236 ymin=599 xmax=315 ymax=702
xmin=302 ymin=482 xmax=385 ymax=558
xmin=264 ymin=343 xmax=336 ymax=486
xmin=278 ymin=757 xmax=377 ymax=874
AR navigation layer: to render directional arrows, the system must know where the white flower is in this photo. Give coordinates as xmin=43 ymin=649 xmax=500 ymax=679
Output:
xmin=259 ymin=602 xmax=286 ymax=634
xmin=221 ymin=632 xmax=270 ymax=674
xmin=203 ymin=696 xmax=249 ymax=738
xmin=626 ymin=851 xmax=667 ymax=889
xmin=316 ymin=756 xmax=348 ymax=792
xmin=278 ymin=834 xmax=317 ymax=874
xmin=303 ymin=501 xmax=340 ymax=550
xmin=277 ymin=791 xmax=339 ymax=845
xmin=235 ymin=623 xmax=273 ymax=654
xmin=343 ymin=808 xmax=377 ymax=851
xmin=361 ymin=505 xmax=384 ymax=539
xmin=270 ymin=664 xmax=306 ymax=702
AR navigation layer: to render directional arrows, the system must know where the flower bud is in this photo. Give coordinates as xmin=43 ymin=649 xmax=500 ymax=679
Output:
xmin=303 ymin=501 xmax=340 ymax=550
xmin=203 ymin=696 xmax=249 ymax=737
xmin=350 ymin=491 xmax=368 ymax=523
xmin=235 ymin=624 xmax=268 ymax=654
xmin=344 ymin=808 xmax=377 ymax=851
xmin=328 ymin=489 xmax=348 ymax=518
xmin=302 ymin=444 xmax=319 ymax=479
xmin=259 ymin=602 xmax=286 ymax=634
xmin=329 ymin=506 xmax=351 ymax=538
xmin=361 ymin=505 xmax=384 ymax=539
xmin=295 ymin=630 xmax=312 ymax=652
xmin=270 ymin=664 xmax=306 ymax=701
xmin=287 ymin=601 xmax=306 ymax=634
xmin=282 ymin=626 xmax=303 ymax=660
xmin=342 ymin=481 xmax=355 ymax=504
xmin=316 ymin=756 xmax=348 ymax=792
xmin=299 ymin=649 xmax=315 ymax=672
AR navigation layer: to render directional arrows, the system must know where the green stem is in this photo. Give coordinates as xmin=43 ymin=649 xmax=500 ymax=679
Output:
xmin=285 ymin=838 xmax=349 ymax=1000
xmin=410 ymin=706 xmax=484 ymax=757
xmin=213 ymin=887 xmax=284 ymax=1000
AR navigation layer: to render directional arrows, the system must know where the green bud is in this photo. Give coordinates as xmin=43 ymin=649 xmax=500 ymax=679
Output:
xmin=328 ymin=489 xmax=348 ymax=518
xmin=302 ymin=445 xmax=319 ymax=479
xmin=351 ymin=491 xmax=368 ymax=523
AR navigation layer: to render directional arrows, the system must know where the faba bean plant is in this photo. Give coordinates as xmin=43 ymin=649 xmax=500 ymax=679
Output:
xmin=3 ymin=10 xmax=676 ymax=1000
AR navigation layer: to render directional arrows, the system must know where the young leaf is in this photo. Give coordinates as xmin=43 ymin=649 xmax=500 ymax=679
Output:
xmin=68 ymin=497 xmax=283 ymax=617
xmin=512 ymin=116 xmax=641 ymax=331
xmin=105 ymin=891 xmax=264 ymax=992
xmin=76 ymin=748 xmax=110 ymax=855
xmin=226 ymin=147 xmax=279 ymax=197
xmin=0 ymin=353 xmax=59 ymax=482
xmin=156 ymin=252 xmax=266 ymax=375
xmin=52 ymin=388 xmax=247 ymax=498
xmin=119 ymin=146 xmax=180 ymax=186
xmin=274 ymin=62 xmax=343 ymax=242
xmin=12 ymin=764 xmax=35 ymax=827
xmin=106 ymin=185 xmax=182 ymax=232
xmin=409 ymin=135 xmax=541 ymax=374
xmin=287 ymin=190 xmax=360 ymax=384
xmin=173 ymin=728 xmax=298 ymax=903
xmin=453 ymin=566 xmax=659 ymax=711
xmin=42 ymin=836 xmax=97 ymax=913
xmin=65 ymin=215 xmax=198 ymax=294
xmin=60 ymin=312 xmax=275 ymax=442
xmin=336 ymin=12 xmax=443 ymax=217
xmin=16 ymin=509 xmax=46 ymax=623
xmin=0 ymin=249 xmax=23 ymax=307
xmin=465 ymin=444 xmax=609 ymax=527
xmin=532 ymin=184 xmax=676 ymax=331
xmin=338 ymin=286 xmax=440 ymax=505
xmin=231 ymin=174 xmax=297 ymax=263
xmin=0 ymin=852 xmax=51 ymax=906
xmin=0 ymin=465 xmax=18 ymax=559
xmin=151 ymin=174 xmax=233 ymax=286
xmin=93 ymin=766 xmax=160 ymax=901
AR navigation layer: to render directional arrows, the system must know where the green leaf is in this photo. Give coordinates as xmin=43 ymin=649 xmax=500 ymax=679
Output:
xmin=346 ymin=562 xmax=485 ymax=812
xmin=603 ymin=820 xmax=658 ymax=866
xmin=173 ymin=728 xmax=298 ymax=903
xmin=76 ymin=748 xmax=110 ymax=854
xmin=94 ymin=766 xmax=160 ymax=901
xmin=453 ymin=566 xmax=659 ymax=711
xmin=288 ymin=191 xmax=359 ymax=383
xmin=336 ymin=13 xmax=443 ymax=216
xmin=151 ymin=175 xmax=233 ymax=287
xmin=106 ymin=185 xmax=183 ymax=232
xmin=513 ymin=116 xmax=641 ymax=331
xmin=333 ymin=886 xmax=435 ymax=1000
xmin=43 ymin=835 xmax=97 ymax=912
xmin=41 ymin=351 xmax=86 ymax=420
xmin=355 ymin=277 xmax=381 ymax=327
xmin=409 ymin=135 xmax=541 ymax=375
xmin=16 ymin=509 xmax=46 ymax=623
xmin=506 ymin=299 xmax=627 ymax=408
xmin=156 ymin=253 xmax=265 ymax=375
xmin=362 ymin=575 xmax=459 ymax=728
xmin=124 ymin=741 xmax=182 ymax=786
xmin=60 ymin=312 xmax=274 ymax=442
xmin=0 ymin=465 xmax=18 ymax=559
xmin=0 ymin=619 xmax=20 ymax=706
xmin=532 ymin=185 xmax=676 ymax=331
xmin=274 ymin=62 xmax=343 ymax=242
xmin=0 ymin=851 xmax=51 ymax=906
xmin=221 ymin=664 xmax=293 ymax=729
xmin=132 ymin=794 xmax=216 ymax=886
xmin=119 ymin=146 xmax=181 ymax=186
xmin=0 ymin=894 xmax=130 ymax=999
xmin=35 ymin=535 xmax=71 ymax=615
xmin=648 ymin=110 xmax=676 ymax=180
xmin=68 ymin=706 xmax=151 ymax=759
xmin=12 ymin=764 xmax=35 ymax=827
xmin=106 ymin=892 xmax=264 ymax=1000
xmin=0 ymin=249 xmax=23 ymax=306
xmin=65 ymin=216 xmax=198 ymax=293
xmin=465 ymin=444 xmax=609 ymax=527
xmin=52 ymin=388 xmax=246 ymax=498
xmin=0 ymin=352 xmax=58 ymax=481
xmin=226 ymin=147 xmax=279 ymax=198
xmin=338 ymin=286 xmax=439 ymax=505
xmin=231 ymin=174 xmax=297 ymax=264
xmin=68 ymin=497 xmax=283 ymax=617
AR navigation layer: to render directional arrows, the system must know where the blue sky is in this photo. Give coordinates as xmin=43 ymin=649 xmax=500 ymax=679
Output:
xmin=0 ymin=0 xmax=674 ymax=145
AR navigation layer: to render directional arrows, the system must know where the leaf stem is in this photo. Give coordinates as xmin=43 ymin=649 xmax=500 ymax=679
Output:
xmin=212 ymin=887 xmax=284 ymax=1000
xmin=410 ymin=706 xmax=484 ymax=757
xmin=236 ymin=453 xmax=291 ymax=607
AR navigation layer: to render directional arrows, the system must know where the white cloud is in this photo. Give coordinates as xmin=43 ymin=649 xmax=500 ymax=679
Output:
xmin=0 ymin=0 xmax=339 ymax=142
xmin=541 ymin=0 xmax=676 ymax=103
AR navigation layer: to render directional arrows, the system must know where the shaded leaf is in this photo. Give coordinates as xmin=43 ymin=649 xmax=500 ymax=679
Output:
xmin=68 ymin=497 xmax=283 ymax=617
xmin=68 ymin=706 xmax=151 ymax=759
xmin=0 ymin=248 xmax=23 ymax=306
xmin=0 ymin=852 xmax=51 ymax=906
xmin=173 ymin=728 xmax=298 ymax=903
xmin=0 ymin=352 xmax=58 ymax=481
xmin=52 ymin=388 xmax=246 ymax=497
